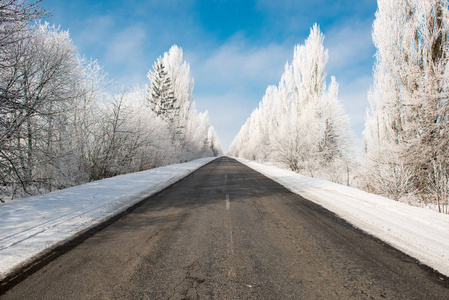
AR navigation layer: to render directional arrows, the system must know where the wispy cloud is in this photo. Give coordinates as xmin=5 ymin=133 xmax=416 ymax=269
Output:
xmin=324 ymin=19 xmax=375 ymax=76
xmin=103 ymin=25 xmax=148 ymax=87
xmin=105 ymin=25 xmax=146 ymax=64
xmin=72 ymin=15 xmax=114 ymax=49
xmin=188 ymin=36 xmax=292 ymax=88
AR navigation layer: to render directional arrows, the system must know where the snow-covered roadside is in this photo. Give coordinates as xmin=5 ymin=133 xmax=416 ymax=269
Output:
xmin=236 ymin=158 xmax=449 ymax=277
xmin=0 ymin=157 xmax=217 ymax=279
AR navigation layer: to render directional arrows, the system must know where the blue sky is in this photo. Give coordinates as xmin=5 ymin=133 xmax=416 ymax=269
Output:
xmin=41 ymin=0 xmax=378 ymax=152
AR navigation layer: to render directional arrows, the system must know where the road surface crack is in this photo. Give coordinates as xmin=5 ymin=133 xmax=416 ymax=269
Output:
xmin=120 ymin=227 xmax=167 ymax=267
xmin=253 ymin=200 xmax=264 ymax=220
xmin=170 ymin=257 xmax=206 ymax=300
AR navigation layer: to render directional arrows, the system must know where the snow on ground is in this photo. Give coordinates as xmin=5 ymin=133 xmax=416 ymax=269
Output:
xmin=237 ymin=158 xmax=449 ymax=278
xmin=0 ymin=157 xmax=217 ymax=279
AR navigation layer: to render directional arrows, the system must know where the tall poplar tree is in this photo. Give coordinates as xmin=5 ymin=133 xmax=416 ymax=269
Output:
xmin=363 ymin=0 xmax=449 ymax=209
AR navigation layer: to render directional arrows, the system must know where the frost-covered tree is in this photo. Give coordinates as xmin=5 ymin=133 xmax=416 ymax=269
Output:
xmin=0 ymin=1 xmax=48 ymax=147
xmin=147 ymin=58 xmax=180 ymax=138
xmin=85 ymin=88 xmax=174 ymax=180
xmin=319 ymin=77 xmax=352 ymax=177
xmin=0 ymin=0 xmax=47 ymax=48
xmin=207 ymin=126 xmax=221 ymax=157
xmin=162 ymin=44 xmax=194 ymax=126
xmin=363 ymin=0 xmax=449 ymax=210
xmin=0 ymin=22 xmax=84 ymax=197
xmin=230 ymin=24 xmax=353 ymax=183
xmin=147 ymin=45 xmax=222 ymax=161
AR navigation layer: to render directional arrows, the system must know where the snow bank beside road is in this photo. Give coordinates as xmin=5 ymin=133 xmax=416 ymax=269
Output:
xmin=237 ymin=158 xmax=449 ymax=277
xmin=0 ymin=157 xmax=217 ymax=279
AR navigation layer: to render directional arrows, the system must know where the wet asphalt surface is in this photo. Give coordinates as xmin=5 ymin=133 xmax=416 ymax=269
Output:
xmin=1 ymin=157 xmax=449 ymax=299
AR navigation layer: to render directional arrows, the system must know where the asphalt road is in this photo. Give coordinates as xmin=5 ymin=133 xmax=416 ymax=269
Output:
xmin=1 ymin=157 xmax=449 ymax=299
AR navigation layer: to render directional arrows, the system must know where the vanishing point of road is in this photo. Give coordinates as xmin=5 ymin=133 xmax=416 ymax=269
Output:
xmin=1 ymin=157 xmax=449 ymax=299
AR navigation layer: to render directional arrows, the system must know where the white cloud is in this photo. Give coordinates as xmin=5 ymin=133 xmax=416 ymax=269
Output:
xmin=102 ymin=24 xmax=149 ymax=88
xmin=73 ymin=15 xmax=115 ymax=49
xmin=70 ymin=16 xmax=150 ymax=88
xmin=324 ymin=19 xmax=375 ymax=75
xmin=105 ymin=25 xmax=147 ymax=64
xmin=187 ymin=36 xmax=293 ymax=88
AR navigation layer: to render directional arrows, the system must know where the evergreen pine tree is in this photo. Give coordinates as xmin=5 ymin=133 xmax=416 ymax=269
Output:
xmin=147 ymin=58 xmax=180 ymax=137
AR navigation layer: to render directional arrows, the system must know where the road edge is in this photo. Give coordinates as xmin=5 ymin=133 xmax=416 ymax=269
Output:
xmin=234 ymin=157 xmax=449 ymax=286
xmin=0 ymin=156 xmax=220 ymax=294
